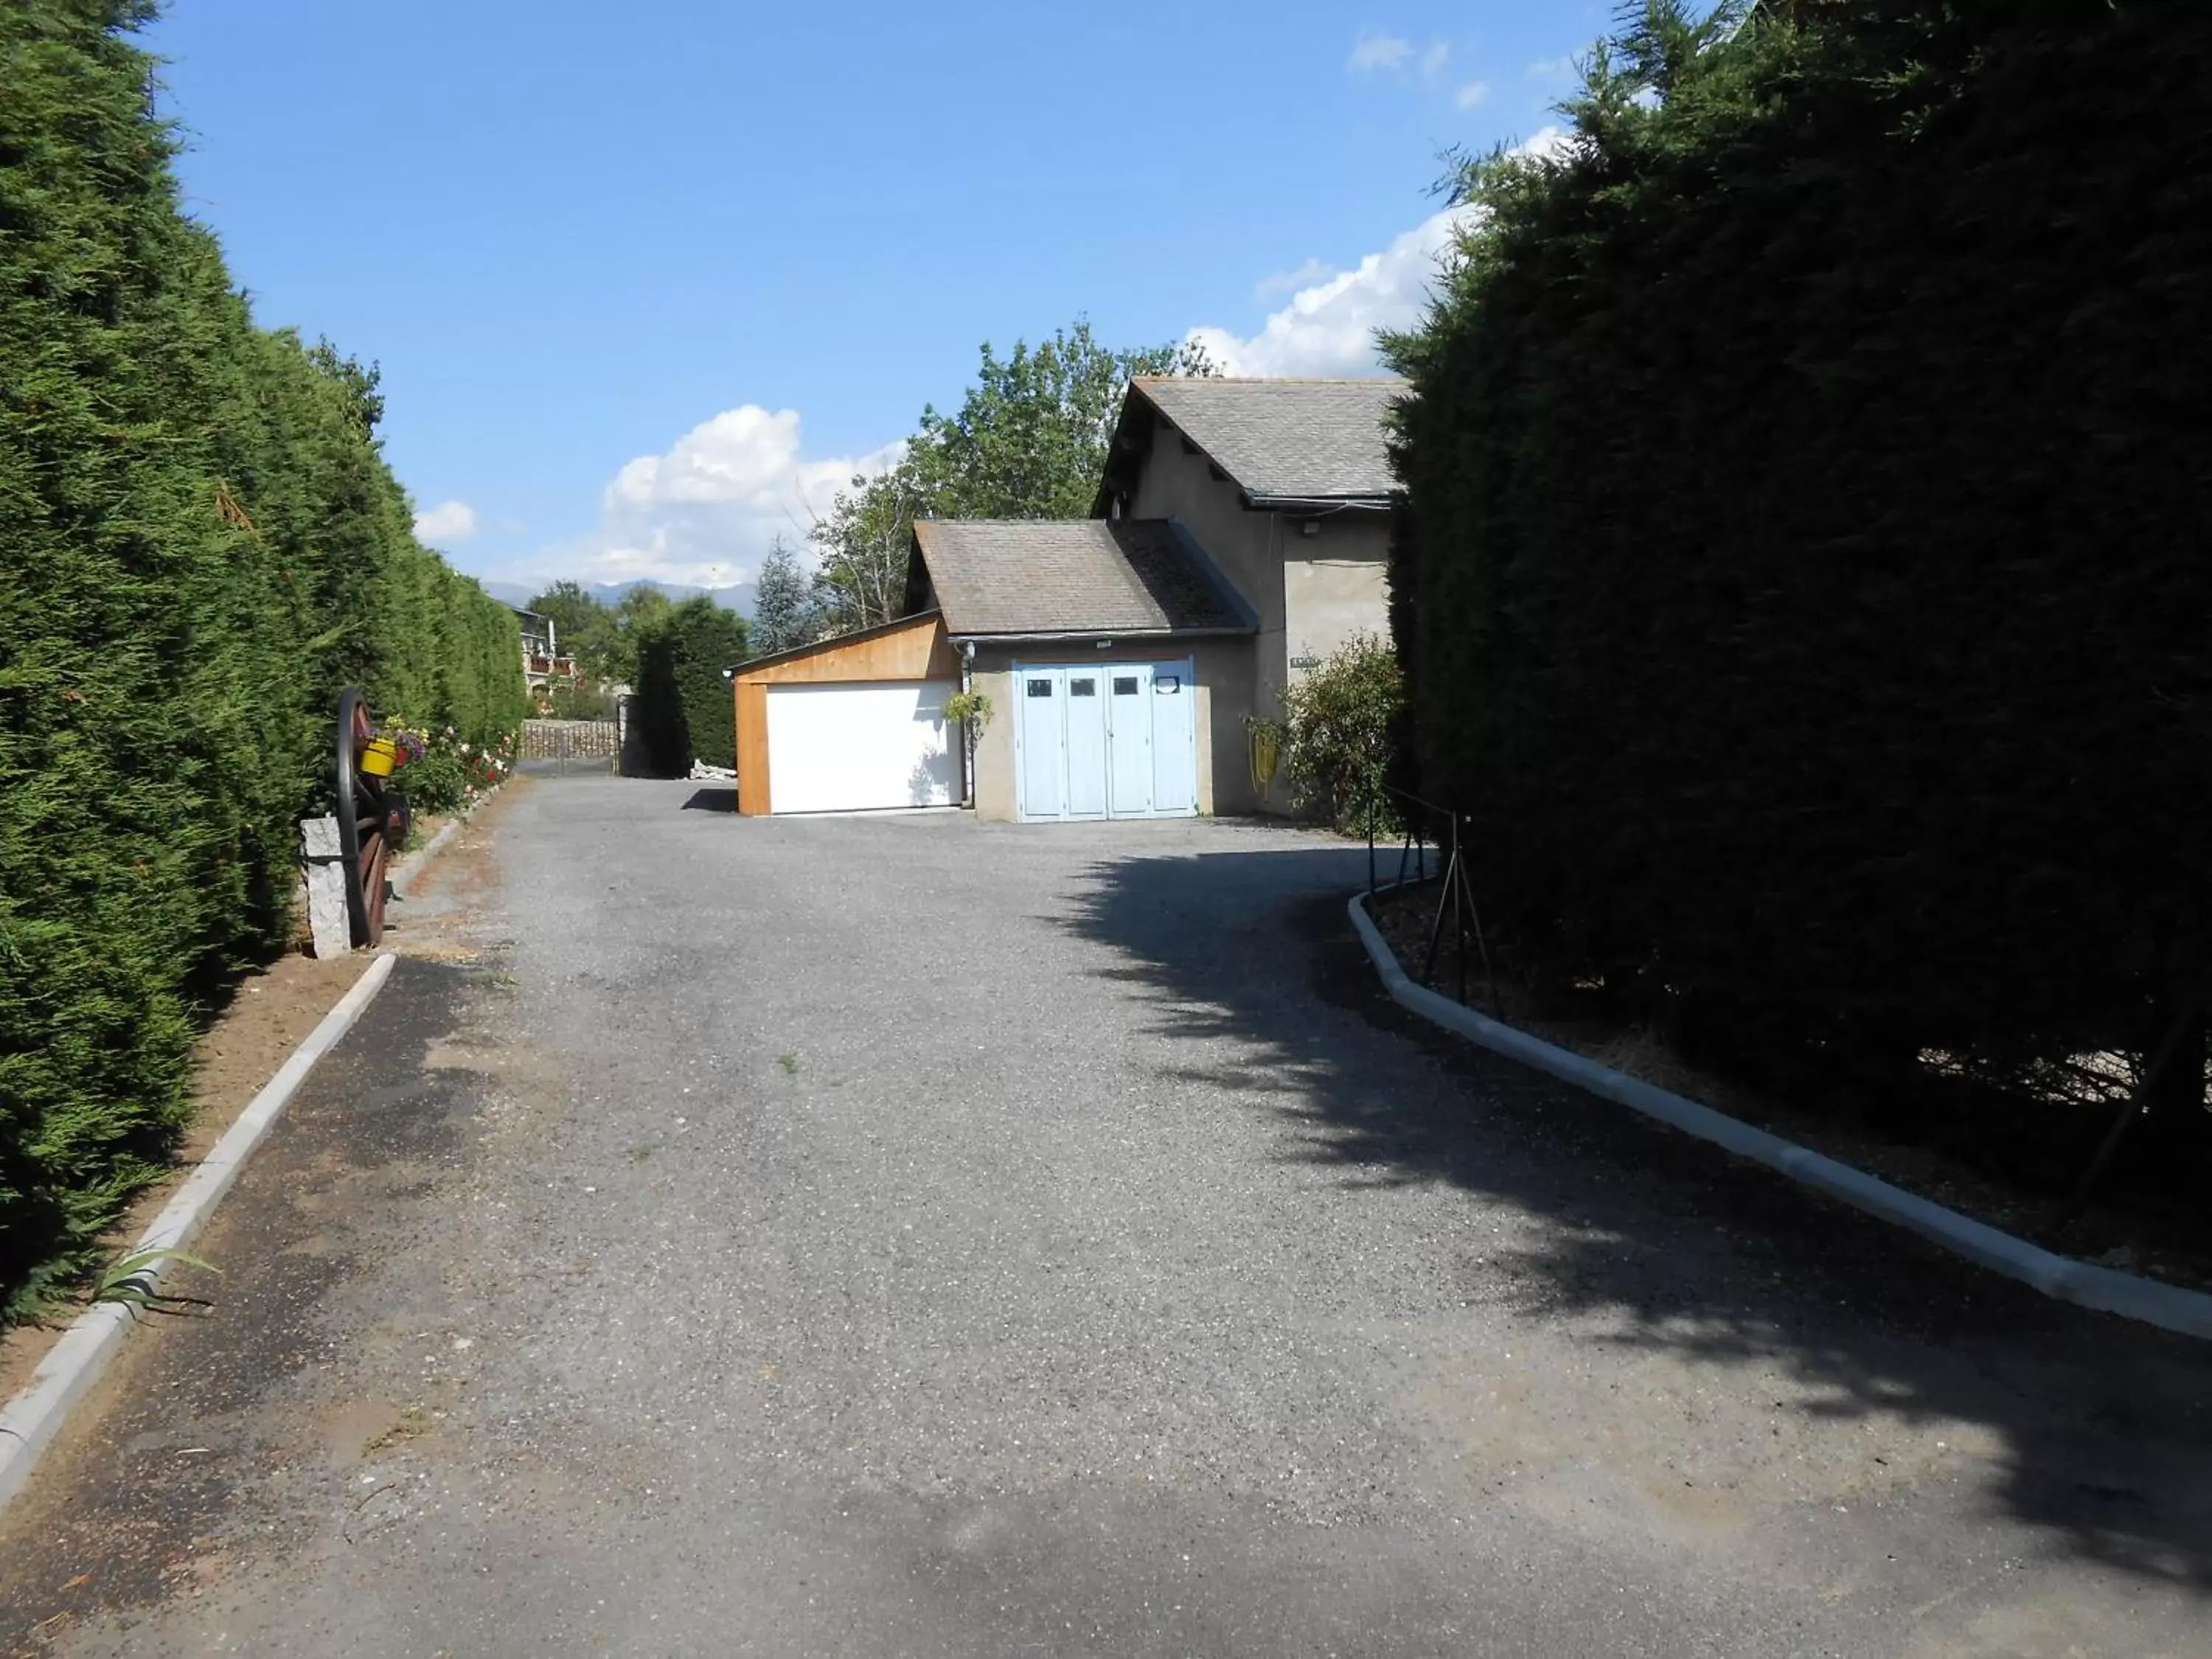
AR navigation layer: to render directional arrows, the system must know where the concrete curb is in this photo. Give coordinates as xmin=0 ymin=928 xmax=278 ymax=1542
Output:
xmin=1348 ymin=891 xmax=2212 ymax=1343
xmin=0 ymin=952 xmax=399 ymax=1512
xmin=390 ymin=818 xmax=459 ymax=897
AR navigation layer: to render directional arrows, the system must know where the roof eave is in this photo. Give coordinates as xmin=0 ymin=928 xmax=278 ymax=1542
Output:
xmin=1091 ymin=379 xmax=1172 ymax=518
xmin=947 ymin=625 xmax=1258 ymax=644
xmin=726 ymin=608 xmax=943 ymax=676
xmin=1241 ymin=492 xmax=1394 ymax=512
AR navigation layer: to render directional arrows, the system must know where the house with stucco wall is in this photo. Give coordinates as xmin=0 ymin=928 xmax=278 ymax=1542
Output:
xmin=730 ymin=376 xmax=1403 ymax=821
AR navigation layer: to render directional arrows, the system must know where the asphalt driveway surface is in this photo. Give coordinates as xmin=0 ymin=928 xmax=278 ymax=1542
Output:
xmin=3 ymin=778 xmax=2207 ymax=1657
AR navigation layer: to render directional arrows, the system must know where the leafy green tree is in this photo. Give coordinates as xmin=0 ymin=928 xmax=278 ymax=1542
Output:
xmin=809 ymin=319 xmax=1214 ymax=633
xmin=810 ymin=464 xmax=928 ymax=633
xmin=614 ymin=583 xmax=674 ymax=633
xmin=749 ymin=537 xmax=817 ymax=656
xmin=914 ymin=320 xmax=1214 ymax=519
xmin=528 ymin=580 xmax=623 ymax=684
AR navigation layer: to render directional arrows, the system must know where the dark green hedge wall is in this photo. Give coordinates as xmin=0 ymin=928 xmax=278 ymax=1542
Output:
xmin=1386 ymin=3 xmax=2211 ymax=1120
xmin=627 ymin=597 xmax=750 ymax=776
xmin=0 ymin=0 xmax=527 ymax=1315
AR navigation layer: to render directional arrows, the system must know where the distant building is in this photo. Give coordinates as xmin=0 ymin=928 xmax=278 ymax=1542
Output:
xmin=507 ymin=605 xmax=578 ymax=697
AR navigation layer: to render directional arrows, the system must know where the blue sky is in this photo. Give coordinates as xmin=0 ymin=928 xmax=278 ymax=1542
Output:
xmin=145 ymin=1 xmax=1605 ymax=595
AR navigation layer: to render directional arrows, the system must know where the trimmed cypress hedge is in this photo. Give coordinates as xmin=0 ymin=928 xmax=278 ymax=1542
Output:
xmin=625 ymin=596 xmax=750 ymax=776
xmin=1386 ymin=3 xmax=2212 ymax=1161
xmin=667 ymin=597 xmax=749 ymax=772
xmin=1 ymin=0 xmax=527 ymax=1315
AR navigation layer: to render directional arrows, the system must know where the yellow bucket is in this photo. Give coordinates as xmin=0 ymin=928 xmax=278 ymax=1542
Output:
xmin=360 ymin=736 xmax=400 ymax=777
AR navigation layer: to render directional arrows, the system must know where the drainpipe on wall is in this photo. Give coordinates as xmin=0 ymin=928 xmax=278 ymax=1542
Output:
xmin=959 ymin=639 xmax=977 ymax=810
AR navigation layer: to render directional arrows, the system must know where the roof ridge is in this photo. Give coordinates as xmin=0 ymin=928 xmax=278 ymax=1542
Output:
xmin=918 ymin=516 xmax=1170 ymax=528
xmin=1133 ymin=375 xmax=1408 ymax=386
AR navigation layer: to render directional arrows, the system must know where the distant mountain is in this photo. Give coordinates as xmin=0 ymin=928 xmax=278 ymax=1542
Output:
xmin=480 ymin=577 xmax=757 ymax=617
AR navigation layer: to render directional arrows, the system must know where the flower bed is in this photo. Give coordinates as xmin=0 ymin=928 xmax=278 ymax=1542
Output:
xmin=380 ymin=724 xmax=516 ymax=827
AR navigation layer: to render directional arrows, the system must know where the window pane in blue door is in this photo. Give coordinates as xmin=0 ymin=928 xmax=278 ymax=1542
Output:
xmin=1026 ymin=679 xmax=1052 ymax=698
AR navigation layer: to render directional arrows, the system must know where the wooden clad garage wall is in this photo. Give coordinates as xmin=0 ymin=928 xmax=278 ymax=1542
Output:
xmin=734 ymin=681 xmax=769 ymax=810
xmin=731 ymin=612 xmax=959 ymax=815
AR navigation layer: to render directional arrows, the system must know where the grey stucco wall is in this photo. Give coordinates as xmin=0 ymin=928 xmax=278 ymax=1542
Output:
xmin=968 ymin=638 xmax=1260 ymax=821
xmin=1126 ymin=425 xmax=1287 ymax=723
xmin=1124 ymin=417 xmax=1392 ymax=713
xmin=1119 ymin=414 xmax=1392 ymax=815
xmin=1282 ymin=517 xmax=1393 ymax=681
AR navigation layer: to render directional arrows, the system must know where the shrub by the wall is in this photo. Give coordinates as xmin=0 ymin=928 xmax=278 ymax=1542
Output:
xmin=1276 ymin=636 xmax=1403 ymax=835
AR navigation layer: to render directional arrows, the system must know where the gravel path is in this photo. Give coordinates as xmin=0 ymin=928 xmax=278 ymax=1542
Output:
xmin=3 ymin=777 xmax=2207 ymax=1657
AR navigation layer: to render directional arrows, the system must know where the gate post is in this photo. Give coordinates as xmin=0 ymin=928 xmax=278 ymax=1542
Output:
xmin=300 ymin=815 xmax=350 ymax=958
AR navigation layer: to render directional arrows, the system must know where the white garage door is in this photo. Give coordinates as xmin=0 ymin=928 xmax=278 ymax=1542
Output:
xmin=765 ymin=680 xmax=959 ymax=813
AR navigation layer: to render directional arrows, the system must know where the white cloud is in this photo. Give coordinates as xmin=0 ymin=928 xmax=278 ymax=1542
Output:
xmin=1455 ymin=79 xmax=1491 ymax=109
xmin=1188 ymin=126 xmax=1568 ymax=378
xmin=1526 ymin=54 xmax=1577 ymax=80
xmin=1346 ymin=32 xmax=1413 ymax=72
xmin=1420 ymin=41 xmax=1450 ymax=80
xmin=601 ymin=405 xmax=858 ymax=518
xmin=413 ymin=499 xmax=478 ymax=543
xmin=1255 ymin=257 xmax=1337 ymax=301
xmin=1188 ymin=213 xmax=1463 ymax=378
xmin=493 ymin=406 xmax=900 ymax=593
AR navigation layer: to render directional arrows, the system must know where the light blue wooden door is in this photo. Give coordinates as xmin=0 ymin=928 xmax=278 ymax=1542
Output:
xmin=1062 ymin=667 xmax=1110 ymax=818
xmin=1105 ymin=665 xmax=1154 ymax=815
xmin=1016 ymin=669 xmax=1065 ymax=821
xmin=1148 ymin=660 xmax=1197 ymax=815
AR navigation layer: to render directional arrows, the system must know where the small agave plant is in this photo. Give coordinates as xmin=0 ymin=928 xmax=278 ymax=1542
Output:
xmin=91 ymin=1245 xmax=218 ymax=1316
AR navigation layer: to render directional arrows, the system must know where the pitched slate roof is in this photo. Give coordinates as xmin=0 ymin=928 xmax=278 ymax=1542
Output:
xmin=1126 ymin=376 xmax=1406 ymax=503
xmin=911 ymin=518 xmax=1254 ymax=639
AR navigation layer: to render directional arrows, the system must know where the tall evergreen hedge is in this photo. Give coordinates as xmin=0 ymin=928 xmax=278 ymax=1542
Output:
xmin=1387 ymin=2 xmax=2212 ymax=1150
xmin=1 ymin=0 xmax=527 ymax=1315
xmin=627 ymin=597 xmax=749 ymax=776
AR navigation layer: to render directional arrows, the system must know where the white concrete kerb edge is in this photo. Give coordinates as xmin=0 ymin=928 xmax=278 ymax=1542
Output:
xmin=0 ymin=807 xmax=482 ymax=1509
xmin=1348 ymin=891 xmax=2212 ymax=1343
xmin=390 ymin=818 xmax=460 ymax=896
xmin=0 ymin=954 xmax=419 ymax=1521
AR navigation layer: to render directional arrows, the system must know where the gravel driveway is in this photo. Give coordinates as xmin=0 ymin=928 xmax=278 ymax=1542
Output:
xmin=3 ymin=777 xmax=2207 ymax=1657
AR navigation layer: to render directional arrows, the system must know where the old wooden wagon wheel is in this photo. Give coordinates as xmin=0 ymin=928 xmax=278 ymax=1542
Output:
xmin=334 ymin=687 xmax=408 ymax=947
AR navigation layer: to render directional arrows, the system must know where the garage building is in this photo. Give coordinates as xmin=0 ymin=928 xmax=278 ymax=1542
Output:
xmin=731 ymin=519 xmax=1253 ymax=819
xmin=731 ymin=611 xmax=965 ymax=815
xmin=729 ymin=375 xmax=1400 ymax=821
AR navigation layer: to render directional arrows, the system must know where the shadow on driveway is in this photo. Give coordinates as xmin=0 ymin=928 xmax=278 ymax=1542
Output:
xmin=1058 ymin=841 xmax=2212 ymax=1596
